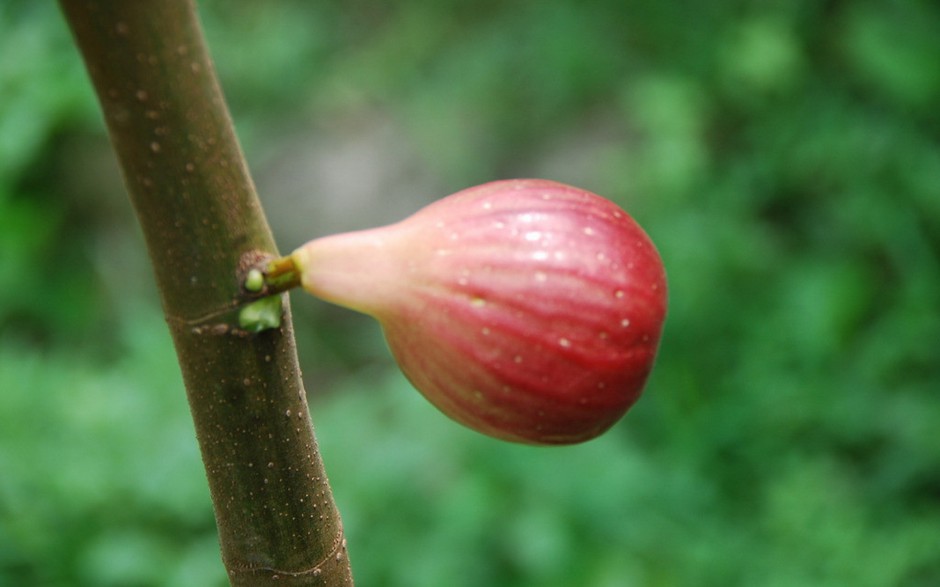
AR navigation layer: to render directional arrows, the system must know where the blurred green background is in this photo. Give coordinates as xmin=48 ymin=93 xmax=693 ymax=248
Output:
xmin=2 ymin=1 xmax=939 ymax=585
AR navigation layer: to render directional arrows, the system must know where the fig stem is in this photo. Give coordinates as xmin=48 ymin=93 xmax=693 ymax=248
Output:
xmin=245 ymin=255 xmax=302 ymax=296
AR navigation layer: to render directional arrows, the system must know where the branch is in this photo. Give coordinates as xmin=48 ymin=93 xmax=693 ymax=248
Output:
xmin=57 ymin=1 xmax=352 ymax=584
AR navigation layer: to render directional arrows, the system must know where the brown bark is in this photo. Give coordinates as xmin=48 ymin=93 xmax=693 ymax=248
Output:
xmin=57 ymin=1 xmax=353 ymax=584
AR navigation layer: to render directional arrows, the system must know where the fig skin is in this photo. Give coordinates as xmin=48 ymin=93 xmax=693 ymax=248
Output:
xmin=292 ymin=179 xmax=667 ymax=444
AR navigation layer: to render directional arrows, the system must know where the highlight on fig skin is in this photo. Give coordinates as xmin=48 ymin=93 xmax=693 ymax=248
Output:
xmin=286 ymin=179 xmax=668 ymax=445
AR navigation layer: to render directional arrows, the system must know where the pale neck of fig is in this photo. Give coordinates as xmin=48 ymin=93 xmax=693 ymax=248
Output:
xmin=290 ymin=224 xmax=411 ymax=316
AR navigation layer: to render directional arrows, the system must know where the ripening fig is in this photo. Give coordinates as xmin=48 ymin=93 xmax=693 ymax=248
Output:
xmin=288 ymin=179 xmax=667 ymax=445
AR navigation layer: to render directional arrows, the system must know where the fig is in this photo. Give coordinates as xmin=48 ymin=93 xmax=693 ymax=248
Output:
xmin=289 ymin=179 xmax=667 ymax=444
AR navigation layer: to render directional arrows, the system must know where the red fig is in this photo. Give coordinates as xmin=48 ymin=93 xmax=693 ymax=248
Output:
xmin=290 ymin=179 xmax=667 ymax=445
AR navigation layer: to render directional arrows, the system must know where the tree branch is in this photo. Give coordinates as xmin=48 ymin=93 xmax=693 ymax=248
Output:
xmin=57 ymin=1 xmax=352 ymax=584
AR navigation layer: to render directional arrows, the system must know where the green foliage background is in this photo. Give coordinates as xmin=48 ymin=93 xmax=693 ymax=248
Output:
xmin=2 ymin=1 xmax=939 ymax=585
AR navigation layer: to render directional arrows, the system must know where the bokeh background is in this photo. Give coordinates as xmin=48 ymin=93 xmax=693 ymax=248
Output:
xmin=2 ymin=1 xmax=939 ymax=585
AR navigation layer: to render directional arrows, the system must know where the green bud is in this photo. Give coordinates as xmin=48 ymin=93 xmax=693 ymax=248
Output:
xmin=238 ymin=296 xmax=282 ymax=332
xmin=244 ymin=268 xmax=264 ymax=292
